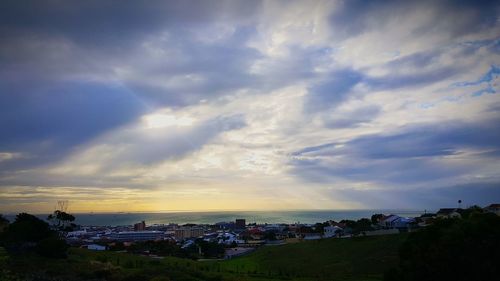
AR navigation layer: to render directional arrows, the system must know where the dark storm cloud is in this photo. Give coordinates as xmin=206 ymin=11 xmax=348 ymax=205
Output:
xmin=0 ymin=81 xmax=146 ymax=170
xmin=0 ymin=0 xmax=264 ymax=171
xmin=0 ymin=0 xmax=260 ymax=44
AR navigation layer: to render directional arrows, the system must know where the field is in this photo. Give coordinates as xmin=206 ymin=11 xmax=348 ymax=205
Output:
xmin=0 ymin=234 xmax=408 ymax=281
xmin=218 ymin=234 xmax=408 ymax=281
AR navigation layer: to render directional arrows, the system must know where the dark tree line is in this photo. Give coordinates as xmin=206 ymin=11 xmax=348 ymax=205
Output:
xmin=0 ymin=212 xmax=69 ymax=258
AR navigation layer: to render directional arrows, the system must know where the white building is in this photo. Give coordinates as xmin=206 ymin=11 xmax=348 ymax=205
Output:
xmin=324 ymin=226 xmax=343 ymax=238
xmin=110 ymin=231 xmax=165 ymax=241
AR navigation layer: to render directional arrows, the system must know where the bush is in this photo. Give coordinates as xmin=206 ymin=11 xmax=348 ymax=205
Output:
xmin=36 ymin=236 xmax=69 ymax=258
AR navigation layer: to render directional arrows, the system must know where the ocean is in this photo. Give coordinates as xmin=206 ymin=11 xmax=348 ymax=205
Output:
xmin=4 ymin=210 xmax=427 ymax=226
xmin=1 ymin=210 xmax=425 ymax=226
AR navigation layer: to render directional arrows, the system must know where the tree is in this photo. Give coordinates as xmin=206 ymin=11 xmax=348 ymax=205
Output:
xmin=314 ymin=222 xmax=329 ymax=234
xmin=0 ymin=214 xmax=9 ymax=232
xmin=371 ymin=213 xmax=384 ymax=224
xmin=457 ymin=205 xmax=484 ymax=219
xmin=264 ymin=230 xmax=277 ymax=241
xmin=48 ymin=210 xmax=75 ymax=230
xmin=385 ymin=213 xmax=500 ymax=281
xmin=2 ymin=213 xmax=51 ymax=246
xmin=36 ymin=236 xmax=69 ymax=258
xmin=1 ymin=213 xmax=68 ymax=258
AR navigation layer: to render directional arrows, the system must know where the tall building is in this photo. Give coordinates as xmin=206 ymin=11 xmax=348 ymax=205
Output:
xmin=174 ymin=227 xmax=204 ymax=240
xmin=235 ymin=219 xmax=246 ymax=229
xmin=134 ymin=221 xmax=146 ymax=231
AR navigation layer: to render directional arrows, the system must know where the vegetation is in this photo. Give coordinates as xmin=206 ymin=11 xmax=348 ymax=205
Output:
xmin=1 ymin=248 xmax=227 ymax=281
xmin=338 ymin=218 xmax=374 ymax=235
xmin=48 ymin=210 xmax=76 ymax=231
xmin=371 ymin=214 xmax=384 ymax=224
xmin=0 ymin=213 xmax=69 ymax=258
xmin=385 ymin=212 xmax=500 ymax=281
xmin=219 ymin=234 xmax=408 ymax=281
xmin=0 ymin=230 xmax=407 ymax=281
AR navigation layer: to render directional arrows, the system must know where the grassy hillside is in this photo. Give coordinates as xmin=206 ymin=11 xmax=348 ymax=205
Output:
xmin=0 ymin=234 xmax=408 ymax=281
xmin=218 ymin=234 xmax=408 ymax=281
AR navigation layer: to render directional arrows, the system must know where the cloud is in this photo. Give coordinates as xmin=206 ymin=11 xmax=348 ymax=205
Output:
xmin=305 ymin=68 xmax=363 ymax=112
xmin=322 ymin=105 xmax=381 ymax=128
xmin=332 ymin=182 xmax=500 ymax=210
xmin=1 ymin=0 xmax=500 ymax=212
xmin=291 ymin=118 xmax=500 ymax=185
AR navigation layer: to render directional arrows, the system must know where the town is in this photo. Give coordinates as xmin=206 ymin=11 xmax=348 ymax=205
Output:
xmin=62 ymin=204 xmax=500 ymax=260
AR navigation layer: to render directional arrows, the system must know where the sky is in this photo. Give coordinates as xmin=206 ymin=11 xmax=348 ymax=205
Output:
xmin=1 ymin=0 xmax=500 ymax=213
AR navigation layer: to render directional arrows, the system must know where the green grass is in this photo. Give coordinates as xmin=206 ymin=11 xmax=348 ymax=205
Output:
xmin=0 ymin=234 xmax=408 ymax=281
xmin=216 ymin=234 xmax=408 ymax=281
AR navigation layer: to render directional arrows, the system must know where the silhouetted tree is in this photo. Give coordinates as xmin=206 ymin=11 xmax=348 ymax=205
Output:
xmin=48 ymin=210 xmax=75 ymax=230
xmin=355 ymin=218 xmax=373 ymax=233
xmin=2 ymin=213 xmax=51 ymax=247
xmin=264 ymin=230 xmax=277 ymax=241
xmin=371 ymin=213 xmax=384 ymax=224
xmin=36 ymin=236 xmax=69 ymax=258
xmin=0 ymin=214 xmax=8 ymax=233
xmin=1 ymin=213 xmax=68 ymax=258
xmin=457 ymin=205 xmax=484 ymax=219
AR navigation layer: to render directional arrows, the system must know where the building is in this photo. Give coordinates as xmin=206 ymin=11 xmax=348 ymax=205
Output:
xmin=378 ymin=215 xmax=415 ymax=229
xmin=134 ymin=221 xmax=146 ymax=231
xmin=436 ymin=208 xmax=462 ymax=219
xmin=484 ymin=204 xmax=500 ymax=216
xmin=379 ymin=215 xmax=401 ymax=228
xmin=215 ymin=221 xmax=235 ymax=230
xmin=235 ymin=219 xmax=246 ymax=229
xmin=111 ymin=231 xmax=165 ymax=241
xmin=174 ymin=227 xmax=204 ymax=240
xmin=324 ymin=226 xmax=343 ymax=238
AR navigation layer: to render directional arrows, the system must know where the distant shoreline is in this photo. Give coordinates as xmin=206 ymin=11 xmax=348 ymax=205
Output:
xmin=3 ymin=209 xmax=428 ymax=226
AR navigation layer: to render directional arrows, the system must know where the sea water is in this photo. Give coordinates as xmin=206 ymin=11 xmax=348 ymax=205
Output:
xmin=68 ymin=210 xmax=425 ymax=226
xmin=4 ymin=210 xmax=427 ymax=226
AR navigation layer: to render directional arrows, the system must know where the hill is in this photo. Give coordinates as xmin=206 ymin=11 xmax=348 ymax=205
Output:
xmin=218 ymin=234 xmax=408 ymax=281
xmin=0 ymin=234 xmax=408 ymax=281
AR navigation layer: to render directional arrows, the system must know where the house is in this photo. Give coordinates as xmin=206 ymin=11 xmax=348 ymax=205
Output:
xmin=248 ymin=228 xmax=264 ymax=240
xmin=324 ymin=226 xmax=343 ymax=238
xmin=394 ymin=217 xmax=416 ymax=229
xmin=436 ymin=208 xmax=462 ymax=219
xmin=379 ymin=215 xmax=415 ymax=229
xmin=379 ymin=215 xmax=401 ymax=228
xmin=417 ymin=213 xmax=436 ymax=226
xmin=483 ymin=204 xmax=500 ymax=216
